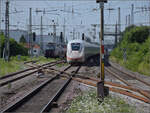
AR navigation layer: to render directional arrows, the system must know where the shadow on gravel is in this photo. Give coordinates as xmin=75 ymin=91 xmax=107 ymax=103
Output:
xmin=71 ymin=55 xmax=100 ymax=67
xmin=71 ymin=54 xmax=111 ymax=67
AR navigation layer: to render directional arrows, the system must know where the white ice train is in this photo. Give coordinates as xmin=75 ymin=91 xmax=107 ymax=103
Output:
xmin=66 ymin=39 xmax=100 ymax=63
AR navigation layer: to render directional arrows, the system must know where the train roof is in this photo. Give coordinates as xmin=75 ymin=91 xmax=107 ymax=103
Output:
xmin=68 ymin=39 xmax=84 ymax=44
xmin=68 ymin=39 xmax=99 ymax=46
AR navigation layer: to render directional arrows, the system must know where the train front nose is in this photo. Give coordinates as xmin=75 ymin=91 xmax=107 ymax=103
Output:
xmin=67 ymin=42 xmax=84 ymax=63
xmin=67 ymin=52 xmax=84 ymax=63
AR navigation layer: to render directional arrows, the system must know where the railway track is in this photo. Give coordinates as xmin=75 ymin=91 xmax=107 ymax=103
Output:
xmin=0 ymin=60 xmax=65 ymax=87
xmin=66 ymin=75 xmax=150 ymax=104
xmin=100 ymin=62 xmax=150 ymax=102
xmin=1 ymin=59 xmax=149 ymax=112
xmin=33 ymin=64 xmax=149 ymax=104
xmin=42 ymin=67 xmax=150 ymax=104
xmin=1 ymin=65 xmax=81 ymax=113
xmin=106 ymin=64 xmax=150 ymax=86
xmin=105 ymin=64 xmax=150 ymax=88
xmin=45 ymin=62 xmax=150 ymax=104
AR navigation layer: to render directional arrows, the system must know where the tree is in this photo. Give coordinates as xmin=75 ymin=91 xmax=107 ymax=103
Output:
xmin=19 ymin=35 xmax=26 ymax=43
xmin=0 ymin=34 xmax=28 ymax=57
xmin=123 ymin=26 xmax=149 ymax=43
xmin=10 ymin=38 xmax=28 ymax=56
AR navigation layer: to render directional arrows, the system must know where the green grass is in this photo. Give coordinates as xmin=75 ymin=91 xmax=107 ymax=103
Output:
xmin=0 ymin=56 xmax=58 ymax=77
xmin=66 ymin=89 xmax=135 ymax=113
xmin=0 ymin=58 xmax=23 ymax=76
xmin=34 ymin=56 xmax=58 ymax=64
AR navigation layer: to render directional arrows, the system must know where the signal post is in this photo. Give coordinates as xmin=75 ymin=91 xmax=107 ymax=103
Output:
xmin=4 ymin=0 xmax=9 ymax=61
xmin=96 ymin=0 xmax=108 ymax=101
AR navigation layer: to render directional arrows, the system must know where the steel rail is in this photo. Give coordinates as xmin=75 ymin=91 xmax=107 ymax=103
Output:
xmin=104 ymin=67 xmax=150 ymax=99
xmin=110 ymin=63 xmax=150 ymax=86
xmin=1 ymin=76 xmax=57 ymax=113
xmin=0 ymin=70 xmax=38 ymax=87
xmin=0 ymin=67 xmax=35 ymax=80
xmin=105 ymin=67 xmax=132 ymax=86
xmin=0 ymin=60 xmax=64 ymax=80
xmin=40 ymin=66 xmax=81 ymax=113
xmin=73 ymin=78 xmax=150 ymax=104
xmin=85 ymin=76 xmax=150 ymax=99
xmin=40 ymin=77 xmax=72 ymax=113
xmin=48 ymin=68 xmax=150 ymax=100
xmin=1 ymin=65 xmax=72 ymax=113
xmin=0 ymin=61 xmax=64 ymax=87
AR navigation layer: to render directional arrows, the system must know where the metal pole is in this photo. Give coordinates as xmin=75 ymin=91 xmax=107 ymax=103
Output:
xmin=126 ymin=15 xmax=128 ymax=27
xmin=149 ymin=0 xmax=150 ymax=26
xmin=4 ymin=0 xmax=9 ymax=61
xmin=128 ymin=14 xmax=130 ymax=26
xmin=63 ymin=18 xmax=65 ymax=43
xmin=96 ymin=0 xmax=108 ymax=101
xmin=97 ymin=2 xmax=105 ymax=100
xmin=53 ymin=22 xmax=56 ymax=43
xmin=0 ymin=0 xmax=1 ymax=33
xmin=73 ymin=28 xmax=75 ymax=40
xmin=115 ymin=22 xmax=118 ymax=46
xmin=29 ymin=8 xmax=33 ymax=57
xmin=100 ymin=2 xmax=105 ymax=82
xmin=0 ymin=0 xmax=1 ymax=58
xmin=131 ymin=4 xmax=134 ymax=25
xmin=118 ymin=7 xmax=121 ymax=33
xmin=118 ymin=7 xmax=121 ymax=42
xmin=63 ymin=3 xmax=66 ymax=43
xmin=40 ymin=16 xmax=43 ymax=55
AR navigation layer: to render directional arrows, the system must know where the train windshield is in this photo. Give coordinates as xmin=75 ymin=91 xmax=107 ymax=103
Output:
xmin=71 ymin=43 xmax=81 ymax=51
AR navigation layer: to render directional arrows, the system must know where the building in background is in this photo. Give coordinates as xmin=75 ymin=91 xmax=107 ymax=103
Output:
xmin=33 ymin=44 xmax=40 ymax=56
xmin=24 ymin=43 xmax=40 ymax=56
